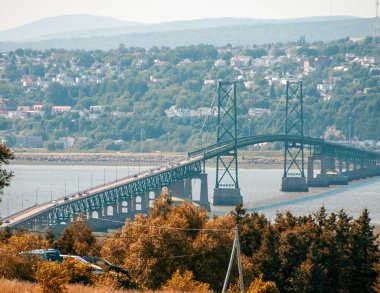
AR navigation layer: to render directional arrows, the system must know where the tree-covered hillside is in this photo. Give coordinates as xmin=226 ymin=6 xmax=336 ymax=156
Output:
xmin=0 ymin=37 xmax=379 ymax=151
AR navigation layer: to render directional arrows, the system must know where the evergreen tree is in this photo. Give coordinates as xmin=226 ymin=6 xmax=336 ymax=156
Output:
xmin=349 ymin=209 xmax=379 ymax=292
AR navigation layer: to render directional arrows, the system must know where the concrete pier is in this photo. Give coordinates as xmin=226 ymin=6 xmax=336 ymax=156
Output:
xmin=281 ymin=177 xmax=309 ymax=192
xmin=184 ymin=178 xmax=193 ymax=201
xmin=213 ymin=188 xmax=243 ymax=205
xmin=168 ymin=180 xmax=185 ymax=198
xmin=307 ymin=156 xmax=348 ymax=186
xmin=199 ymin=174 xmax=210 ymax=211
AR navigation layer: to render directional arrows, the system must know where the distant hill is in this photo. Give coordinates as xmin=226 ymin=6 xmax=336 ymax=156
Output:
xmin=0 ymin=14 xmax=139 ymax=42
xmin=0 ymin=17 xmax=374 ymax=51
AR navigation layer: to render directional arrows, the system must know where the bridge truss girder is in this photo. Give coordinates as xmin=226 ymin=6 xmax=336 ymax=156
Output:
xmin=13 ymin=161 xmax=203 ymax=228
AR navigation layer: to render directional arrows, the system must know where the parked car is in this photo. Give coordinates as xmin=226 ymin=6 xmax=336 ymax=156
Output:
xmin=20 ymin=249 xmax=63 ymax=263
xmin=83 ymin=256 xmax=130 ymax=276
xmin=61 ymin=255 xmax=103 ymax=274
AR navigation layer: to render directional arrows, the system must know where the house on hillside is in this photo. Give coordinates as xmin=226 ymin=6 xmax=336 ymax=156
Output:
xmin=52 ymin=106 xmax=71 ymax=114
xmin=248 ymin=108 xmax=270 ymax=117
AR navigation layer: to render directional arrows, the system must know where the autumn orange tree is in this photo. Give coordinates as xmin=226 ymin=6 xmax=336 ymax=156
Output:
xmin=102 ymin=189 xmax=217 ymax=289
xmin=0 ymin=231 xmax=49 ymax=281
xmin=54 ymin=216 xmax=99 ymax=256
xmin=101 ymin=194 xmax=380 ymax=292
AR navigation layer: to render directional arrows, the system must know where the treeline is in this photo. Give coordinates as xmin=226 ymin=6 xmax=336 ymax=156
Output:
xmin=0 ymin=191 xmax=379 ymax=292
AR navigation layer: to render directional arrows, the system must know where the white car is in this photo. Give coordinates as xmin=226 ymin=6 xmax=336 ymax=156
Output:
xmin=61 ymin=255 xmax=103 ymax=274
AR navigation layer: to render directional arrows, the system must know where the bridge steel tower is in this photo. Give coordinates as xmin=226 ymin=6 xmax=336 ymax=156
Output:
xmin=212 ymin=81 xmax=243 ymax=205
xmin=281 ymin=80 xmax=309 ymax=192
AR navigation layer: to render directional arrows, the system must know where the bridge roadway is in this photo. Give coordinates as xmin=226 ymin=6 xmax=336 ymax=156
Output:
xmin=1 ymin=154 xmax=204 ymax=228
xmin=189 ymin=135 xmax=380 ymax=161
xmin=1 ymin=135 xmax=379 ymax=229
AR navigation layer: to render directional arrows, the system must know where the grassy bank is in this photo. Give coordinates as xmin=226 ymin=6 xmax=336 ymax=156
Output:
xmin=10 ymin=150 xmax=286 ymax=168
xmin=0 ymin=278 xmax=158 ymax=293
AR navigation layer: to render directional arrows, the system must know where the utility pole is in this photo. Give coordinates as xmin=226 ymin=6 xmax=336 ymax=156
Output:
xmin=248 ymin=118 xmax=251 ymax=137
xmin=373 ymin=0 xmax=379 ymax=42
xmin=348 ymin=116 xmax=352 ymax=146
xmin=35 ymin=188 xmax=38 ymax=205
xmin=222 ymin=226 xmax=245 ymax=293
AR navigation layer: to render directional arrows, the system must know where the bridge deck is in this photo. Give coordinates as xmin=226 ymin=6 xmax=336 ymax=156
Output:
xmin=1 ymin=154 xmax=204 ymax=228
xmin=2 ymin=134 xmax=379 ymax=228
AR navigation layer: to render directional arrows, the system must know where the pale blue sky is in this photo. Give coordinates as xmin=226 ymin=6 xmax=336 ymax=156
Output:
xmin=0 ymin=0 xmax=377 ymax=31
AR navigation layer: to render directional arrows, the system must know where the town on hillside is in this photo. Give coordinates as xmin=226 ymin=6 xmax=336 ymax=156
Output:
xmin=0 ymin=38 xmax=379 ymax=151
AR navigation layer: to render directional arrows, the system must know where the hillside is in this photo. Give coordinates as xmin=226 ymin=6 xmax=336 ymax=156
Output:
xmin=0 ymin=14 xmax=138 ymax=42
xmin=0 ymin=16 xmax=372 ymax=50
xmin=0 ymin=38 xmax=378 ymax=152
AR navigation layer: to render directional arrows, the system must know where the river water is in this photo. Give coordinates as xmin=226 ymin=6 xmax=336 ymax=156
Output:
xmin=1 ymin=164 xmax=379 ymax=225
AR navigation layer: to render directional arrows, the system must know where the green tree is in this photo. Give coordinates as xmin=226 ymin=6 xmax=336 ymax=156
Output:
xmin=46 ymin=83 xmax=72 ymax=106
xmin=0 ymin=144 xmax=14 ymax=195
xmin=4 ymin=62 xmax=21 ymax=82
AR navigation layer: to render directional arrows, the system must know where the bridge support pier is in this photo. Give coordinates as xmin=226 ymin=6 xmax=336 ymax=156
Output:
xmin=199 ymin=174 xmax=210 ymax=211
xmin=281 ymin=177 xmax=308 ymax=192
xmin=308 ymin=156 xmax=348 ymax=186
xmin=168 ymin=180 xmax=185 ymax=199
xmin=325 ymin=157 xmax=348 ymax=185
xmin=184 ymin=178 xmax=192 ymax=201
xmin=213 ymin=188 xmax=242 ymax=206
xmin=307 ymin=156 xmax=330 ymax=187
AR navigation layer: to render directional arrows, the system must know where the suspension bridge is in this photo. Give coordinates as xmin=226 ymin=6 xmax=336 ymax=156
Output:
xmin=2 ymin=80 xmax=380 ymax=232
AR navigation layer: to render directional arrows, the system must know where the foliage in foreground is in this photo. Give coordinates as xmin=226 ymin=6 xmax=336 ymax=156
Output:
xmin=53 ymin=216 xmax=100 ymax=257
xmin=101 ymin=191 xmax=379 ymax=292
xmin=247 ymin=274 xmax=279 ymax=293
xmin=35 ymin=261 xmax=69 ymax=293
xmin=161 ymin=269 xmax=212 ymax=293
xmin=0 ymin=190 xmax=379 ymax=292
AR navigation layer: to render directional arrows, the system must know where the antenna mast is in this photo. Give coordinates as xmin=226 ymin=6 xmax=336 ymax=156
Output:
xmin=375 ymin=0 xmax=379 ymax=41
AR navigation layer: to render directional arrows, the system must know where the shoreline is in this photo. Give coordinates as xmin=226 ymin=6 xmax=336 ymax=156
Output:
xmin=11 ymin=151 xmax=284 ymax=169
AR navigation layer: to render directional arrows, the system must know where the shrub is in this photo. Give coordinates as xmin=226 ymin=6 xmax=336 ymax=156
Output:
xmin=161 ymin=269 xmax=212 ymax=293
xmin=0 ymin=232 xmax=48 ymax=281
xmin=96 ymin=271 xmax=137 ymax=290
xmin=35 ymin=261 xmax=69 ymax=293
xmin=247 ymin=274 xmax=279 ymax=293
xmin=62 ymin=258 xmax=94 ymax=285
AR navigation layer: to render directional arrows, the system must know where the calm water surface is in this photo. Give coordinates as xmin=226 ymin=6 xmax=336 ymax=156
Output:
xmin=1 ymin=164 xmax=379 ymax=224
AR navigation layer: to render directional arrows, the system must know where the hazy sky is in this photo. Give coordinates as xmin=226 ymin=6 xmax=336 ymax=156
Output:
xmin=0 ymin=0 xmax=377 ymax=31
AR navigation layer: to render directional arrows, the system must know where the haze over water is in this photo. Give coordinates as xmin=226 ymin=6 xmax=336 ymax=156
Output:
xmin=1 ymin=164 xmax=379 ymax=225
